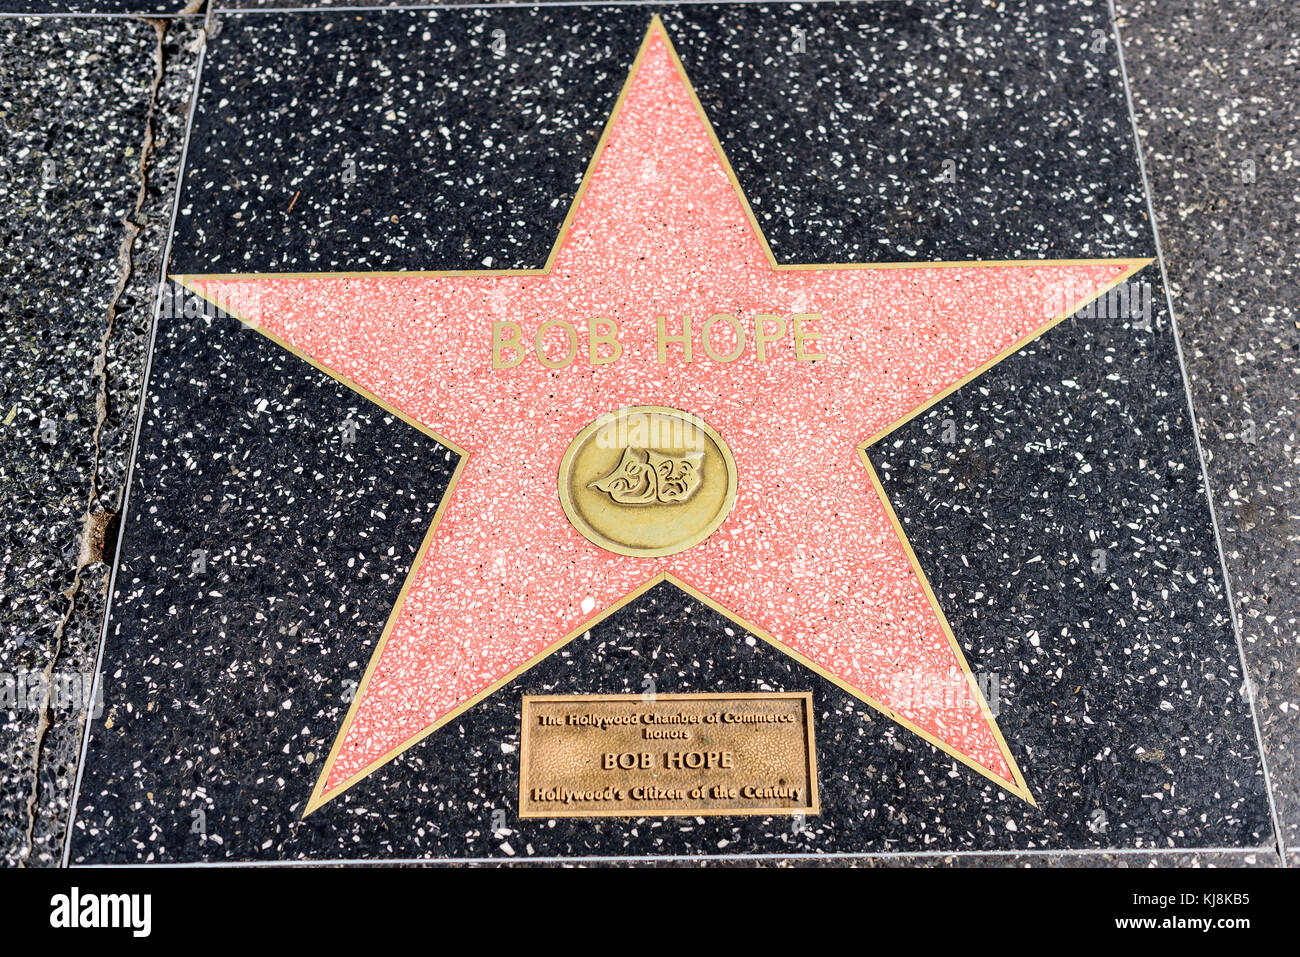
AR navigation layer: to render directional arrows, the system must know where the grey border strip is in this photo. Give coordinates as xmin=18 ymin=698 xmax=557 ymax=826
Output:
xmin=1106 ymin=0 xmax=1286 ymax=863
xmin=59 ymin=25 xmax=212 ymax=870
xmin=0 ymin=10 xmax=203 ymax=16
xmin=208 ymin=0 xmax=908 ymax=15
xmin=68 ymin=845 xmax=1280 ymax=867
xmin=59 ymin=0 xmax=1286 ymax=867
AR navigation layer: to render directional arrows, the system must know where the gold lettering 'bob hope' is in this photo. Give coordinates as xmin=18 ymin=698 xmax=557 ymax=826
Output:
xmin=491 ymin=312 xmax=828 ymax=369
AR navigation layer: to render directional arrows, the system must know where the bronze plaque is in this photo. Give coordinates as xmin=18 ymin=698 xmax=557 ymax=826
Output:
xmin=518 ymin=692 xmax=818 ymax=818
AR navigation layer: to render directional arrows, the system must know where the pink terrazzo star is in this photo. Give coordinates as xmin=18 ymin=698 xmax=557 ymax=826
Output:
xmin=182 ymin=19 xmax=1147 ymax=813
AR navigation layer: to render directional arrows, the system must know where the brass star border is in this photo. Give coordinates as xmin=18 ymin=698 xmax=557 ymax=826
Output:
xmin=177 ymin=17 xmax=1151 ymax=815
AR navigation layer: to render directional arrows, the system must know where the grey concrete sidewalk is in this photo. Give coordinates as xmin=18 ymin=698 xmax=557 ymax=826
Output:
xmin=0 ymin=0 xmax=1293 ymax=866
xmin=1116 ymin=0 xmax=1298 ymax=865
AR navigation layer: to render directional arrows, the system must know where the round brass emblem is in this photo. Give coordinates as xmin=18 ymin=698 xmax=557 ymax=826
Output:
xmin=558 ymin=407 xmax=738 ymax=558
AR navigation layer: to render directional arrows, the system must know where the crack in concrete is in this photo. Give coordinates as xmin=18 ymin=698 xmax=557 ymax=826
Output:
xmin=19 ymin=16 xmax=171 ymax=869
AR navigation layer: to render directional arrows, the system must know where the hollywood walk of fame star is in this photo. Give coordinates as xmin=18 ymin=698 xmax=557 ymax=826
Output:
xmin=180 ymin=17 xmax=1148 ymax=815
